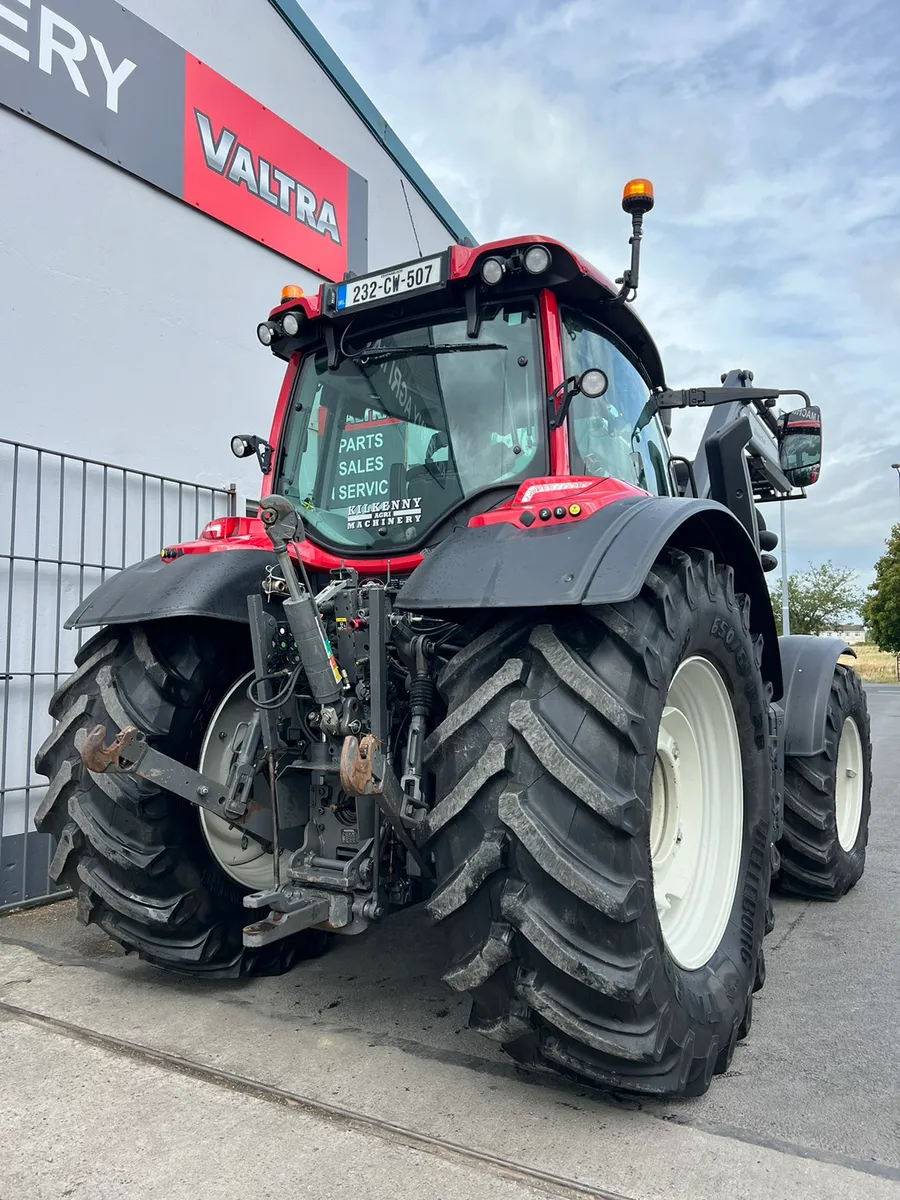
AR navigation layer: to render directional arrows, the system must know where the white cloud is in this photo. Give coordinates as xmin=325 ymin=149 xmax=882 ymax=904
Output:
xmin=301 ymin=0 xmax=900 ymax=587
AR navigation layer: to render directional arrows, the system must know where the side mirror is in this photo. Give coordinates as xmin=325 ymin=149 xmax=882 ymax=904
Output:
xmin=231 ymin=434 xmax=273 ymax=475
xmin=778 ymin=405 xmax=822 ymax=488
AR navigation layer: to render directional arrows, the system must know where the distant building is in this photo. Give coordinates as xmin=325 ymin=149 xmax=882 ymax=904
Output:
xmin=820 ymin=624 xmax=866 ymax=645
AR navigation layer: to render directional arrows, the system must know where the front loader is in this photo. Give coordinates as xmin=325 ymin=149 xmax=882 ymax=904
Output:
xmin=35 ymin=179 xmax=872 ymax=1097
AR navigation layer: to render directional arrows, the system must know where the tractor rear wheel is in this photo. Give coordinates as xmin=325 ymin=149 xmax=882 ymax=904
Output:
xmin=424 ymin=548 xmax=771 ymax=1097
xmin=776 ymin=663 xmax=871 ymax=900
xmin=34 ymin=619 xmax=325 ymax=976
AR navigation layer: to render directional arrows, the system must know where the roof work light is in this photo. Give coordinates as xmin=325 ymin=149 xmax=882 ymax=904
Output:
xmin=523 ymin=244 xmax=551 ymax=274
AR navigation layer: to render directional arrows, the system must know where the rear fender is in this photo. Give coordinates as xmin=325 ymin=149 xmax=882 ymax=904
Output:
xmin=396 ymin=496 xmax=783 ymax=698
xmin=779 ymin=635 xmax=854 ymax=757
xmin=65 ymin=549 xmax=276 ymax=629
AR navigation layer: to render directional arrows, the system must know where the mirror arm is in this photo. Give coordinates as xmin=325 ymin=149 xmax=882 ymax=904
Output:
xmin=651 ymin=386 xmax=811 ymax=439
xmin=657 ymin=386 xmax=782 ymax=410
xmin=653 ymin=386 xmax=805 ymax=411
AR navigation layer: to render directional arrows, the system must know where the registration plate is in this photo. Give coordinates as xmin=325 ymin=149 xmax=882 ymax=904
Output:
xmin=335 ymin=255 xmax=444 ymax=312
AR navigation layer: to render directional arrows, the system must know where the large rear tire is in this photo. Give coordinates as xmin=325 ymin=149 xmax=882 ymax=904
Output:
xmin=424 ymin=548 xmax=772 ymax=1097
xmin=776 ymin=663 xmax=871 ymax=900
xmin=34 ymin=620 xmax=324 ymax=976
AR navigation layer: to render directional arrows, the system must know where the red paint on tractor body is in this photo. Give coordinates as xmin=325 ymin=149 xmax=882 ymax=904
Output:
xmin=166 ymin=475 xmax=647 ymax=573
xmin=469 ymin=476 xmax=647 ymax=528
xmin=168 ymin=515 xmax=425 ymax=575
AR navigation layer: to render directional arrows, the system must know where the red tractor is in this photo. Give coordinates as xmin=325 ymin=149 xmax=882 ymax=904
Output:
xmin=36 ymin=180 xmax=871 ymax=1097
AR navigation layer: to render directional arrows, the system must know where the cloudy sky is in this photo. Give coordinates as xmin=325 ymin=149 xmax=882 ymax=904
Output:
xmin=303 ymin=0 xmax=900 ymax=594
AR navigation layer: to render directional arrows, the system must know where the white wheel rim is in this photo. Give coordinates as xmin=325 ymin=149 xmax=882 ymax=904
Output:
xmin=198 ymin=672 xmax=285 ymax=890
xmin=835 ymin=716 xmax=864 ymax=851
xmin=650 ymin=656 xmax=743 ymax=971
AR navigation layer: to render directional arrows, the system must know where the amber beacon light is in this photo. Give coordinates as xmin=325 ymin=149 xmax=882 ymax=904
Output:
xmin=281 ymin=284 xmax=305 ymax=303
xmin=622 ymin=178 xmax=654 ymax=215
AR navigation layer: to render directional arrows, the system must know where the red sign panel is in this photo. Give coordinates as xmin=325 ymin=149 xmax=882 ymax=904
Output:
xmin=184 ymin=58 xmax=358 ymax=280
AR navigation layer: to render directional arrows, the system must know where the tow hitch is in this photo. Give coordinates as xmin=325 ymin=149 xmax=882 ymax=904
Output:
xmin=80 ymin=723 xmax=358 ymax=946
xmin=340 ymin=733 xmax=432 ymax=876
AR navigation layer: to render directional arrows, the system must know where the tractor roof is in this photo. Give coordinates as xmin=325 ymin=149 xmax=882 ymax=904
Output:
xmin=268 ymin=235 xmax=666 ymax=390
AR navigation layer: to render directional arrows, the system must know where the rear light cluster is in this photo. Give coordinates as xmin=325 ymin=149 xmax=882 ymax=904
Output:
xmin=200 ymin=517 xmax=244 ymax=540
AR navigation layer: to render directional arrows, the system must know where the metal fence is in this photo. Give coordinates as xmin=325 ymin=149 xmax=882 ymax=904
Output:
xmin=0 ymin=438 xmax=236 ymax=912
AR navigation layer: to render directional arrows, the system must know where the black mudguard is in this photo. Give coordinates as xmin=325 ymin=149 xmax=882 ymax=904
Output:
xmin=65 ymin=549 xmax=276 ymax=629
xmin=779 ymin=634 xmax=854 ymax=757
xmin=397 ymin=496 xmax=784 ymax=697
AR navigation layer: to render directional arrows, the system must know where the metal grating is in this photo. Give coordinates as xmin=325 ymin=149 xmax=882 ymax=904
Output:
xmin=0 ymin=438 xmax=236 ymax=912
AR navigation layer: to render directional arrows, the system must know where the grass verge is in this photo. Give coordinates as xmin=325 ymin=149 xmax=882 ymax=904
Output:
xmin=842 ymin=643 xmax=900 ymax=684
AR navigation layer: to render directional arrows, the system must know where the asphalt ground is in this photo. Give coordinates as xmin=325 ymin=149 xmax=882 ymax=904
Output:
xmin=1 ymin=684 xmax=898 ymax=1200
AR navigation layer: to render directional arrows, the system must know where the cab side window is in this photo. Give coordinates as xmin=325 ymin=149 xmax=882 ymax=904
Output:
xmin=561 ymin=309 xmax=672 ymax=496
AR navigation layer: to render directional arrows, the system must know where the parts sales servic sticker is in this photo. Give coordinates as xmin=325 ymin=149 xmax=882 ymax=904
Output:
xmin=0 ymin=0 xmax=368 ymax=279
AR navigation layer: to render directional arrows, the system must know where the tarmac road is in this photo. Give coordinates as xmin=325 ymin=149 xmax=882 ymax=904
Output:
xmin=1 ymin=685 xmax=898 ymax=1200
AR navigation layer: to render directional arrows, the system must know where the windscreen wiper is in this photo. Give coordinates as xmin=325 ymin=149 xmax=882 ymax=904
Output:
xmin=349 ymin=342 xmax=507 ymax=364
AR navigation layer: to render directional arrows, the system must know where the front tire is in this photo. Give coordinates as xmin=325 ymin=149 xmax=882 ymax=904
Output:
xmin=34 ymin=620 xmax=324 ymax=976
xmin=424 ymin=548 xmax=772 ymax=1097
xmin=776 ymin=664 xmax=871 ymax=900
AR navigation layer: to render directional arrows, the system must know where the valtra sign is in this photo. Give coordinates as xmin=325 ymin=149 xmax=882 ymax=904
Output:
xmin=0 ymin=0 xmax=368 ymax=279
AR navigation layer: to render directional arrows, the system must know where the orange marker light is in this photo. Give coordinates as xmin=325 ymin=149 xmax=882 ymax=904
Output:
xmin=621 ymin=178 xmax=654 ymax=214
xmin=281 ymin=285 xmax=304 ymax=303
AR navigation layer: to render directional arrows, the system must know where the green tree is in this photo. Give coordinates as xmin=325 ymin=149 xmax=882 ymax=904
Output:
xmin=769 ymin=560 xmax=864 ymax=636
xmin=861 ymin=524 xmax=900 ymax=653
